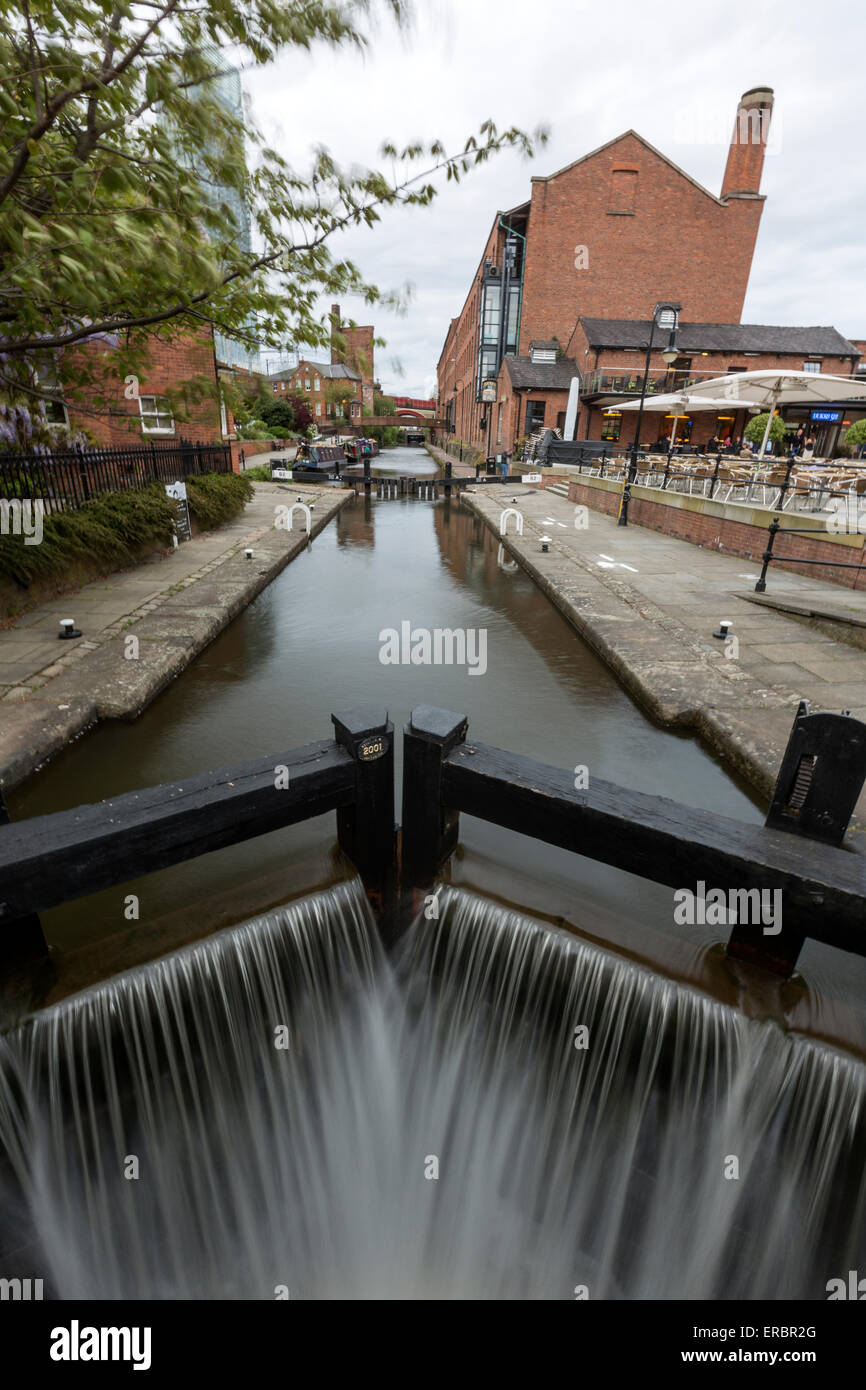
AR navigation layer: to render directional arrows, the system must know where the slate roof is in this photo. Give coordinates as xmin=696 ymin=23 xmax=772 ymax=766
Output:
xmin=504 ymin=355 xmax=580 ymax=390
xmin=578 ymin=318 xmax=860 ymax=357
xmin=269 ymin=361 xmax=361 ymax=382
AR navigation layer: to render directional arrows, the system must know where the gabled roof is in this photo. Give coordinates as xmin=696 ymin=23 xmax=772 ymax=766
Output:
xmin=269 ymin=361 xmax=361 ymax=382
xmin=505 ymin=355 xmax=580 ymax=390
xmin=578 ymin=318 xmax=860 ymax=357
xmin=533 ymin=129 xmax=734 ymax=208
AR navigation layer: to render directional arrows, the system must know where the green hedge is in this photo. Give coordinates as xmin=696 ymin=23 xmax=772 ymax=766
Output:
xmin=183 ymin=471 xmax=253 ymax=530
xmin=0 ymin=471 xmax=253 ymax=590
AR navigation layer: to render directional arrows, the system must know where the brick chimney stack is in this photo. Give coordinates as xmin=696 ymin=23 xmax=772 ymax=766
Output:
xmin=330 ymin=303 xmax=341 ymax=364
xmin=721 ymin=87 xmax=774 ymax=197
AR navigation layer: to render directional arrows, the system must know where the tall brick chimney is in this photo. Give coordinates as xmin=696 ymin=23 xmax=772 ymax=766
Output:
xmin=721 ymin=87 xmax=774 ymax=197
xmin=330 ymin=303 xmax=341 ymax=364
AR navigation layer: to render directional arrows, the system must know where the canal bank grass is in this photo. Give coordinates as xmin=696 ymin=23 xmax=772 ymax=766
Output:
xmin=0 ymin=473 xmax=253 ymax=622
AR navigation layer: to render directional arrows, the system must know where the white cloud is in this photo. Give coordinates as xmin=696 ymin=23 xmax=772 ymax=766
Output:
xmin=245 ymin=0 xmax=866 ymax=394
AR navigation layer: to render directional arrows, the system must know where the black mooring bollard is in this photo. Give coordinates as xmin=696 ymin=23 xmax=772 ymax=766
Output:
xmin=0 ymin=788 xmax=50 ymax=966
xmin=727 ymin=701 xmax=866 ymax=976
xmin=332 ymin=707 xmax=396 ymax=931
xmin=401 ymin=705 xmax=468 ymax=915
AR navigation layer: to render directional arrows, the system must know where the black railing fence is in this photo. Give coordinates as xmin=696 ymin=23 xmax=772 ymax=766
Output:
xmin=0 ymin=438 xmax=232 ymax=514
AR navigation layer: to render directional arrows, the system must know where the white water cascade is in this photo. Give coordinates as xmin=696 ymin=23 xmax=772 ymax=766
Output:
xmin=1 ymin=881 xmax=864 ymax=1299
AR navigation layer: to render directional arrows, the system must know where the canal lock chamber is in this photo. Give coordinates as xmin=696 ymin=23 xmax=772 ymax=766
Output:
xmin=2 ymin=461 xmax=865 ymax=1299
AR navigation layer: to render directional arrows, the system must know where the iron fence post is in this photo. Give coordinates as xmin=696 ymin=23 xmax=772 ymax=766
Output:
xmin=755 ymin=516 xmax=781 ymax=593
xmin=775 ymin=456 xmax=796 ymax=511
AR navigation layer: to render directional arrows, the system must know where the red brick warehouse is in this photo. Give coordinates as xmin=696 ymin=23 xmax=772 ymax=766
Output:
xmin=436 ymin=87 xmax=780 ymax=453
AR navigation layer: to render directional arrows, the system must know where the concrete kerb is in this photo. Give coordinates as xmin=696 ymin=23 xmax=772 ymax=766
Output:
xmin=0 ymin=485 xmax=352 ymax=790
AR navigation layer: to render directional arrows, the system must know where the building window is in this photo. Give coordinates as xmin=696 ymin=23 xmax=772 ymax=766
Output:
xmin=305 ymin=378 xmax=311 ymax=391
xmin=497 ymin=403 xmax=503 ymax=445
xmin=139 ymin=395 xmax=175 ymax=434
xmin=273 ymin=383 xmax=278 ymax=392
xmin=525 ymin=400 xmax=546 ymax=434
xmin=326 ymin=403 xmax=332 ymax=416
xmin=314 ymin=377 xmax=321 ymax=391
xmin=803 ymin=361 xmax=821 ymax=373
xmin=315 ymin=401 xmax=322 ymax=416
xmin=601 ymin=412 xmax=622 ymax=441
xmin=280 ymin=382 xmax=286 ymax=391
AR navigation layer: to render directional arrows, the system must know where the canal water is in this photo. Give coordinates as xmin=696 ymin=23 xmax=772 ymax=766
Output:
xmin=4 ymin=448 xmax=865 ymax=1300
xmin=9 ymin=448 xmax=864 ymax=1028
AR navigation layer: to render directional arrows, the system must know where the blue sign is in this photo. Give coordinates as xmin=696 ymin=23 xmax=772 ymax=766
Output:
xmin=811 ymin=410 xmax=841 ymax=423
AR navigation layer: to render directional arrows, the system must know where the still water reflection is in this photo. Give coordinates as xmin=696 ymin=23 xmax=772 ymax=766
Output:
xmin=10 ymin=452 xmax=764 ymax=983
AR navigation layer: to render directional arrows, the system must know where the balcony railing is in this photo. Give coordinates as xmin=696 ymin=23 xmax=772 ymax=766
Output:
xmin=583 ymin=368 xmax=735 ymax=397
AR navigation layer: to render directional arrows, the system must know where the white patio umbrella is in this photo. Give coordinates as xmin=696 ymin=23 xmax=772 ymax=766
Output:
xmin=608 ymin=393 xmax=742 ymax=449
xmin=675 ymin=369 xmax=866 ymax=459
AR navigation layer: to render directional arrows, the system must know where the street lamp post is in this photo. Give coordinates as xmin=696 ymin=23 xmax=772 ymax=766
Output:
xmin=619 ymin=301 xmax=681 ymax=528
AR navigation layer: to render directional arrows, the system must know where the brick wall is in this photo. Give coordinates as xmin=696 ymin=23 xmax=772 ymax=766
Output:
xmin=437 ymin=91 xmax=772 ymax=455
xmin=519 ymin=132 xmax=764 ymax=353
xmin=562 ymin=473 xmax=866 ymax=588
xmin=64 ymin=326 xmax=223 ymax=447
xmin=230 ymin=438 xmax=282 ymax=471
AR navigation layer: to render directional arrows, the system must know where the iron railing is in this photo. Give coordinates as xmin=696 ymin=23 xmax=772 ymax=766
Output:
xmin=0 ymin=439 xmax=233 ymax=515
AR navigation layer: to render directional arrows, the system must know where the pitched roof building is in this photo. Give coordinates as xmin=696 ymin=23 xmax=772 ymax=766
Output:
xmin=438 ymin=87 xmax=788 ymax=454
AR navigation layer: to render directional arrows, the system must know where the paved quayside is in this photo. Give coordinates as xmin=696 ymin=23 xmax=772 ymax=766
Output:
xmin=0 ymin=482 xmax=352 ymax=788
xmin=462 ymin=481 xmax=866 ymax=841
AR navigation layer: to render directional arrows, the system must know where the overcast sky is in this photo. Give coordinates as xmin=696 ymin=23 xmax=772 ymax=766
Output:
xmin=245 ymin=0 xmax=865 ymax=397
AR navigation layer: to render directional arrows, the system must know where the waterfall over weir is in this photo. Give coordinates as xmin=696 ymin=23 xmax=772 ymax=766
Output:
xmin=1 ymin=881 xmax=864 ymax=1300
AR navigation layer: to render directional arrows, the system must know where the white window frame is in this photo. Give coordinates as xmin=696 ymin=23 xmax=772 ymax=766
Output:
xmin=139 ymin=394 xmax=175 ymax=435
xmin=315 ymin=401 xmax=322 ymax=416
xmin=314 ymin=377 xmax=321 ymax=391
xmin=803 ymin=361 xmax=822 ymax=373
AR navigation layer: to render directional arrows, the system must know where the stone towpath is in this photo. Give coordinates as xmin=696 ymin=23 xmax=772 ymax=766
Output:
xmin=462 ymin=481 xmax=866 ymax=841
xmin=0 ymin=482 xmax=351 ymax=788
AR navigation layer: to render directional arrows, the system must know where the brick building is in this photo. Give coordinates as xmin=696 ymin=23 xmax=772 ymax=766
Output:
xmin=330 ymin=303 xmax=376 ymax=412
xmin=266 ymin=303 xmax=380 ymax=427
xmin=438 ymin=86 xmax=781 ymax=453
xmin=268 ymin=358 xmax=364 ymax=426
xmin=574 ymin=319 xmax=863 ymax=455
xmin=58 ymin=325 xmax=225 ymax=447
